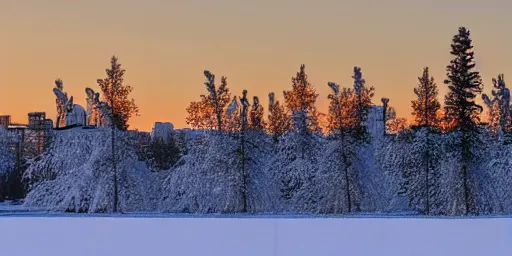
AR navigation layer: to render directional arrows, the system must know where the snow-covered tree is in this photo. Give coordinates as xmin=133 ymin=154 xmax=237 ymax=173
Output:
xmin=488 ymin=101 xmax=502 ymax=135
xmin=186 ymin=71 xmax=231 ymax=131
xmin=268 ymin=127 xmax=323 ymax=213
xmin=352 ymin=67 xmax=375 ymax=139
xmin=146 ymin=135 xmax=181 ymax=171
xmin=160 ymin=123 xmax=276 ymax=214
xmin=402 ymin=68 xmax=443 ymax=215
xmin=398 ymin=128 xmax=443 ymax=214
xmin=24 ymin=129 xmax=162 ymax=213
xmin=97 ymin=56 xmax=139 ymax=131
xmin=0 ymin=128 xmax=15 ymax=201
xmin=443 ymin=27 xmax=484 ymax=215
xmin=0 ymin=128 xmax=14 ymax=173
xmin=482 ymin=74 xmax=510 ymax=135
xmin=389 ymin=118 xmax=408 ymax=134
xmin=225 ymin=95 xmax=242 ymax=133
xmin=412 ymin=67 xmax=441 ymax=128
xmin=383 ymin=105 xmax=408 ymax=134
xmin=325 ymin=82 xmax=362 ymax=213
xmin=249 ymin=96 xmax=266 ymax=130
xmin=326 ymin=83 xmax=357 ymax=134
xmin=237 ymin=90 xmax=250 ymax=211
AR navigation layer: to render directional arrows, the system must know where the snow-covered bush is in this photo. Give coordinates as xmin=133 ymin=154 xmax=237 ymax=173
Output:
xmin=24 ymin=128 xmax=163 ymax=213
xmin=19 ymin=124 xmax=512 ymax=216
xmin=160 ymin=132 xmax=243 ymax=213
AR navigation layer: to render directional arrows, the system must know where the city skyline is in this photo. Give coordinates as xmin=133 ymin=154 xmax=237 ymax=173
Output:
xmin=2 ymin=1 xmax=512 ymax=131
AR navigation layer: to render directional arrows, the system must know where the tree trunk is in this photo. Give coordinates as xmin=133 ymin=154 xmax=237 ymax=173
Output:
xmin=240 ymin=128 xmax=247 ymax=213
xmin=340 ymin=117 xmax=351 ymax=213
xmin=111 ymin=89 xmax=118 ymax=213
xmin=240 ymin=96 xmax=248 ymax=213
xmin=343 ymin=151 xmax=352 ymax=213
xmin=462 ymin=164 xmax=469 ymax=215
xmin=425 ymin=143 xmax=430 ymax=215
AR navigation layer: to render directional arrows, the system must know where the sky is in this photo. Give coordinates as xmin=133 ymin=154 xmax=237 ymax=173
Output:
xmin=2 ymin=0 xmax=512 ymax=131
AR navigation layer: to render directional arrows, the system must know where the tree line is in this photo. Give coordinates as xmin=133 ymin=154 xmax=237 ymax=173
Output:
xmin=184 ymin=27 xmax=510 ymax=215
xmin=5 ymin=26 xmax=511 ymax=216
xmin=187 ymin=27 xmax=508 ymax=138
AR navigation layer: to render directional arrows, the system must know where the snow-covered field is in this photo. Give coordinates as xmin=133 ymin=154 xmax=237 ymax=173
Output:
xmin=0 ymin=215 xmax=511 ymax=256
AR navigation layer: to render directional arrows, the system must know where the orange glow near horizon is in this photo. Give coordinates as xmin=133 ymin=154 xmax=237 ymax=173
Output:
xmin=2 ymin=1 xmax=511 ymax=131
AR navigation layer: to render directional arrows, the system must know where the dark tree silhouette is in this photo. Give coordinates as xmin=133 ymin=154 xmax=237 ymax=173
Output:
xmin=444 ymin=27 xmax=483 ymax=215
xmin=412 ymin=67 xmax=441 ymax=128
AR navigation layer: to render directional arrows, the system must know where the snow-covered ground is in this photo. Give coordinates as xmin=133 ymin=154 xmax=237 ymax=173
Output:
xmin=0 ymin=215 xmax=511 ymax=256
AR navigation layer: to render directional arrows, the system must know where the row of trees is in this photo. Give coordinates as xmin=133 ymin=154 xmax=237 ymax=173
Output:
xmin=186 ymin=66 xmax=379 ymax=138
xmin=185 ymin=27 xmax=510 ymax=215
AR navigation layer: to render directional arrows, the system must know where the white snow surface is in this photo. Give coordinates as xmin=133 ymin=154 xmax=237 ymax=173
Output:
xmin=0 ymin=215 xmax=511 ymax=256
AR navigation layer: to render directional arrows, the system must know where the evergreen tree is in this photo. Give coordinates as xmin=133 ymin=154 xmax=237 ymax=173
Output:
xmin=186 ymin=71 xmax=231 ymax=131
xmin=249 ymin=96 xmax=266 ymax=130
xmin=443 ymin=27 xmax=483 ymax=215
xmin=283 ymin=64 xmax=321 ymax=133
xmin=488 ymin=101 xmax=502 ymax=135
xmin=384 ymin=106 xmax=408 ymax=134
xmin=326 ymin=82 xmax=361 ymax=213
xmin=327 ymin=84 xmax=357 ymax=134
xmin=482 ymin=74 xmax=510 ymax=135
xmin=238 ymin=90 xmax=250 ymax=212
xmin=352 ymin=67 xmax=375 ymax=139
xmin=444 ymin=27 xmax=483 ymax=132
xmin=97 ymin=56 xmax=139 ymax=131
xmin=407 ymin=68 xmax=442 ymax=215
xmin=225 ymin=95 xmax=242 ymax=133
xmin=398 ymin=128 xmax=442 ymax=215
xmin=440 ymin=109 xmax=457 ymax=133
xmin=224 ymin=90 xmax=271 ymax=212
xmin=412 ymin=67 xmax=441 ymax=128
xmin=147 ymin=135 xmax=181 ymax=171
xmin=267 ymin=92 xmax=292 ymax=142
xmin=387 ymin=117 xmax=408 ymax=134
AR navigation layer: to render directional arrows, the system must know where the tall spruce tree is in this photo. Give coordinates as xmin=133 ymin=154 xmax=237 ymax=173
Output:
xmin=405 ymin=68 xmax=442 ymax=214
xmin=444 ymin=27 xmax=483 ymax=132
xmin=412 ymin=67 xmax=441 ymax=128
xmin=443 ymin=27 xmax=483 ymax=215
